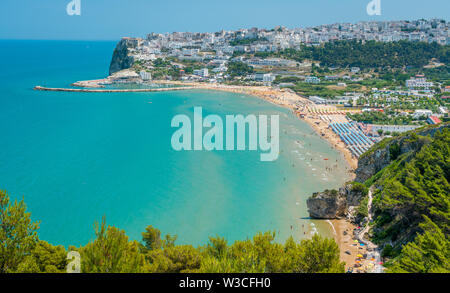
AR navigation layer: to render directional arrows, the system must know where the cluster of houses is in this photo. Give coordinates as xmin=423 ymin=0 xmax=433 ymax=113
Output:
xmin=405 ymin=75 xmax=435 ymax=90
xmin=143 ymin=19 xmax=449 ymax=56
xmin=122 ymin=19 xmax=448 ymax=83
xmin=119 ymin=21 xmax=448 ymax=127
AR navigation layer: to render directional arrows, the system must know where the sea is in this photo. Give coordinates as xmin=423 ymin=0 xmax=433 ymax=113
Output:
xmin=0 ymin=40 xmax=350 ymax=247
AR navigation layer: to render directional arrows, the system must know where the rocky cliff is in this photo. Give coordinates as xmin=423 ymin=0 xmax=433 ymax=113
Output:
xmin=355 ymin=123 xmax=449 ymax=182
xmin=109 ymin=38 xmax=138 ymax=75
xmin=306 ymin=184 xmax=367 ymax=219
xmin=307 ymin=123 xmax=449 ymax=220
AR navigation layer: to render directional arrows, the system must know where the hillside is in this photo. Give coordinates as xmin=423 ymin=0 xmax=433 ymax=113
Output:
xmin=365 ymin=125 xmax=449 ymax=272
xmin=308 ymin=123 xmax=450 ymax=273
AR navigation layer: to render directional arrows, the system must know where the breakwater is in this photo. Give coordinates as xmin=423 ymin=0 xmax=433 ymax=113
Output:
xmin=34 ymin=86 xmax=193 ymax=93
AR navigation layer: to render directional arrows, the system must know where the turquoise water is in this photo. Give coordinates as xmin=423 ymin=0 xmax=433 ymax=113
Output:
xmin=0 ymin=41 xmax=350 ymax=247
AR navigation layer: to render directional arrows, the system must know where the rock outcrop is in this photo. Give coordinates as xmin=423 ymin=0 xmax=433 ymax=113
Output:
xmin=307 ymin=184 xmax=367 ymax=219
xmin=307 ymin=190 xmax=346 ymax=219
xmin=109 ymin=38 xmax=140 ymax=75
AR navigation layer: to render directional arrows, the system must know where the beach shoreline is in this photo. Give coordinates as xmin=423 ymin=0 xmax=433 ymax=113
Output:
xmin=35 ymin=79 xmax=358 ymax=170
xmin=152 ymin=81 xmax=361 ymax=264
xmin=331 ymin=219 xmax=382 ymax=273
xmin=42 ymin=78 xmax=359 ymax=259
xmin=152 ymin=80 xmax=359 ymax=171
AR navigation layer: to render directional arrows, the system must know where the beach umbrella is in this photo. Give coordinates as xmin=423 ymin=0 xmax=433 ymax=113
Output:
xmin=357 ymin=254 xmax=363 ymax=258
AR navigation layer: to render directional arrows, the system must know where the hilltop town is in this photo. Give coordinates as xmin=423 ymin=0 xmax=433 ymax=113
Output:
xmin=72 ymin=19 xmax=450 ymax=161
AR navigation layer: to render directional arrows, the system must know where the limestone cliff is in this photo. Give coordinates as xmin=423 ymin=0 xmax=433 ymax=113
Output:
xmin=355 ymin=123 xmax=449 ymax=182
xmin=306 ymin=184 xmax=367 ymax=219
xmin=109 ymin=38 xmax=139 ymax=75
xmin=307 ymin=190 xmax=346 ymax=219
xmin=307 ymin=123 xmax=449 ymax=220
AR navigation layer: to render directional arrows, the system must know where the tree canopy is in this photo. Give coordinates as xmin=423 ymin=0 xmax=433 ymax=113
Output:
xmin=363 ymin=127 xmax=450 ymax=271
xmin=0 ymin=191 xmax=345 ymax=273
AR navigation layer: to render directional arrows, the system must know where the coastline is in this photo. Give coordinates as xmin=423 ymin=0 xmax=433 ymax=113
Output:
xmin=152 ymin=80 xmax=359 ymax=171
xmin=39 ymin=78 xmax=359 ymax=260
xmin=152 ymin=81 xmax=363 ymax=267
xmin=35 ymin=79 xmax=358 ymax=171
xmin=153 ymin=81 xmax=362 ymax=267
xmin=331 ymin=219 xmax=383 ymax=273
xmin=331 ymin=219 xmax=359 ymax=271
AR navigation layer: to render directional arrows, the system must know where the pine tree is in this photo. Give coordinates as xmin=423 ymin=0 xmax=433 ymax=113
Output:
xmin=0 ymin=190 xmax=39 ymax=273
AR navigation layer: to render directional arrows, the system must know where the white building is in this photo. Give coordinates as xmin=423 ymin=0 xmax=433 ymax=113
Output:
xmin=254 ymin=73 xmax=275 ymax=82
xmin=369 ymin=125 xmax=421 ymax=134
xmin=413 ymin=109 xmax=433 ymax=118
xmin=305 ymin=76 xmax=320 ymax=84
xmin=193 ymin=68 xmax=209 ymax=78
xmin=139 ymin=71 xmax=152 ymax=81
xmin=308 ymin=96 xmax=326 ymax=104
xmin=406 ymin=76 xmax=434 ymax=90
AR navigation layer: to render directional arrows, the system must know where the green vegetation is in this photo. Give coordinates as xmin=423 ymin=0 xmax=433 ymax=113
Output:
xmin=354 ymin=93 xmax=442 ymax=113
xmin=308 ymin=40 xmax=449 ymax=69
xmin=226 ymin=61 xmax=254 ymax=77
xmin=273 ymin=76 xmax=302 ymax=84
xmin=423 ymin=65 xmax=450 ymax=84
xmin=387 ymin=217 xmax=449 ymax=273
xmin=351 ymin=182 xmax=369 ymax=196
xmin=133 ymin=58 xmax=181 ymax=80
xmin=229 ymin=37 xmax=268 ymax=46
xmin=356 ymin=196 xmax=369 ymax=219
xmin=0 ymin=190 xmax=40 ymax=273
xmin=292 ymin=82 xmax=346 ymax=98
xmin=258 ymin=40 xmax=449 ymax=69
xmin=360 ymin=127 xmax=449 ymax=272
xmin=0 ymin=190 xmax=344 ymax=273
xmin=347 ymin=111 xmax=422 ymax=125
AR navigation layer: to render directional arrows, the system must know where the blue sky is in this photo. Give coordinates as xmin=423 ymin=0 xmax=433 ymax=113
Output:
xmin=0 ymin=0 xmax=449 ymax=40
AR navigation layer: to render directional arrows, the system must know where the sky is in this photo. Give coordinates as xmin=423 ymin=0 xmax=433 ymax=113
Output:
xmin=0 ymin=0 xmax=449 ymax=41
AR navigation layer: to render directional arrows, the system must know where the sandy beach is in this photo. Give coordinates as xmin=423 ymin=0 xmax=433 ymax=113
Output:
xmin=332 ymin=220 xmax=360 ymax=271
xmin=65 ymin=78 xmax=361 ymax=262
xmin=154 ymin=81 xmax=364 ymax=267
xmin=331 ymin=219 xmax=382 ymax=273
xmin=152 ymin=80 xmax=359 ymax=170
xmin=61 ymin=78 xmax=359 ymax=170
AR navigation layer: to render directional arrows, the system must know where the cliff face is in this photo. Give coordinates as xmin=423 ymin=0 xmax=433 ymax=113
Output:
xmin=307 ymin=123 xmax=449 ymax=220
xmin=355 ymin=124 xmax=449 ymax=182
xmin=109 ymin=38 xmax=138 ymax=75
xmin=306 ymin=185 xmax=366 ymax=219
xmin=307 ymin=191 xmax=346 ymax=219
